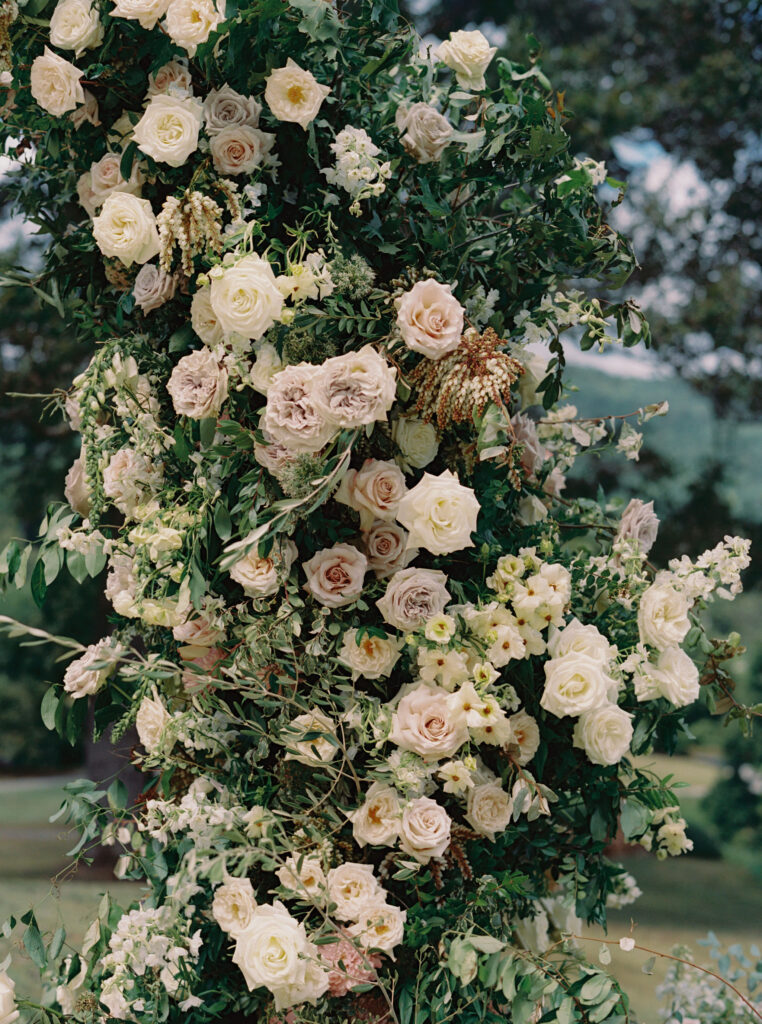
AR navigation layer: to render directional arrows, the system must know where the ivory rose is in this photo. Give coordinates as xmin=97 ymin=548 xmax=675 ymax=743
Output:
xmin=92 ymin=192 xmax=160 ymax=267
xmin=396 ymin=469 xmax=480 ymax=555
xmin=204 ymin=84 xmax=261 ymax=132
xmin=339 ymin=628 xmax=401 ymax=680
xmin=336 ymin=458 xmax=407 ymax=529
xmin=399 ymin=796 xmax=451 ymax=862
xmin=395 ymin=279 xmax=464 ymax=360
xmin=0 ymin=972 xmax=18 ymax=1024
xmin=349 ymin=900 xmax=406 ymax=956
xmin=209 ymin=254 xmax=284 ymax=341
xmin=637 ymin=580 xmax=691 ymax=650
xmin=135 ymin=691 xmax=171 ymax=753
xmin=547 ymin=618 xmax=615 ymax=664
xmin=616 ymin=498 xmax=659 ymax=554
xmin=147 ymin=60 xmax=193 ymax=98
xmin=284 ymin=709 xmax=337 ymax=765
xmin=326 ymin=862 xmax=381 ymax=921
xmin=111 ymin=0 xmax=169 ymax=29
xmin=348 ymin=782 xmax=401 ymax=847
xmin=265 ymin=58 xmax=330 ymax=130
xmin=49 ymin=0 xmax=103 ymax=56
xmin=572 ymin=704 xmax=634 ymax=766
xmin=133 ymin=263 xmax=176 ymax=313
xmin=276 ymin=855 xmax=326 ymax=901
xmin=63 ymin=640 xmax=116 ymax=698
xmin=229 ymin=540 xmax=296 ymax=598
xmin=133 ymin=94 xmax=203 ymax=167
xmin=191 ymin=285 xmax=225 ymax=345
xmin=302 ymin=543 xmax=367 ymax=607
xmin=466 ymin=781 xmax=512 ymax=840
xmin=437 ymin=29 xmax=497 ymax=91
xmin=362 ymin=521 xmax=416 ymax=577
xmin=395 ymin=102 xmax=452 ymax=163
xmin=312 ymin=345 xmax=397 ymax=428
xmin=541 ymin=653 xmax=614 ymax=718
xmin=262 ymin=364 xmax=334 ymax=453
xmin=392 ymin=415 xmax=439 ymax=470
xmin=232 ymin=901 xmax=324 ymax=1006
xmin=389 ymin=683 xmax=468 ymax=760
xmin=167 ymin=348 xmax=228 ymax=419
xmin=213 ymin=878 xmax=257 ymax=935
xmin=249 ymin=342 xmax=283 ymax=394
xmin=164 ymin=0 xmax=225 ymax=55
xmin=641 ymin=645 xmax=700 ymax=708
xmin=210 ymin=125 xmax=275 ymax=176
xmin=30 ymin=48 xmax=84 ymax=117
xmin=377 ymin=567 xmax=450 ymax=631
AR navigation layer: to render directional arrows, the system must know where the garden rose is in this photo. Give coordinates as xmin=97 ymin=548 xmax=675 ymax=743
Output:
xmin=637 ymin=580 xmax=691 ymax=650
xmin=232 ymin=901 xmax=316 ymax=996
xmin=396 ymin=469 xmax=480 ymax=555
xmin=49 ymin=0 xmax=103 ymax=56
xmin=30 ymin=48 xmax=84 ymax=117
xmin=389 ymin=683 xmax=468 ymax=761
xmin=349 ymin=900 xmax=406 ymax=956
xmin=284 ymin=709 xmax=337 ymax=765
xmin=167 ymin=348 xmax=228 ymax=419
xmin=78 ymin=153 xmax=143 ymax=217
xmin=339 ymin=628 xmax=401 ymax=680
xmin=645 ymin=645 xmax=700 ymax=707
xmin=336 ymin=458 xmax=407 ymax=529
xmin=466 ymin=781 xmax=512 ymax=840
xmin=326 ymin=862 xmax=381 ymax=921
xmin=213 ymin=878 xmax=257 ymax=935
xmin=276 ymin=855 xmax=326 ymax=901
xmin=348 ymin=783 xmax=401 ymax=848
xmin=376 ymin=567 xmax=450 ymax=631
xmin=265 ymin=59 xmax=330 ymax=130
xmin=511 ymin=412 xmax=548 ymax=478
xmin=64 ymin=452 xmax=90 ymax=516
xmin=147 ymin=60 xmax=193 ymax=98
xmin=210 ymin=254 xmax=284 ymax=341
xmin=572 ymin=704 xmax=633 ymax=766
xmin=92 ymin=193 xmax=160 ymax=267
xmin=437 ymin=29 xmax=497 ymax=91
xmin=164 ymin=0 xmax=225 ymax=55
xmin=191 ymin=285 xmax=225 ymax=345
xmin=0 ymin=972 xmax=19 ymax=1024
xmin=541 ymin=653 xmax=614 ymax=718
xmin=262 ymin=364 xmax=334 ymax=453
xmin=133 ymin=94 xmax=203 ymax=167
xmin=63 ymin=640 xmax=115 ymax=698
xmin=103 ymin=447 xmax=163 ymax=516
xmin=395 ymin=102 xmax=452 ymax=163
xmin=616 ymin=498 xmax=659 ymax=554
xmin=302 ymin=543 xmax=367 ymax=607
xmin=210 ymin=125 xmax=275 ymax=176
xmin=399 ymin=796 xmax=451 ymax=862
xmin=506 ymin=710 xmax=540 ymax=766
xmin=133 ymin=263 xmax=176 ymax=313
xmin=362 ymin=521 xmax=416 ymax=577
xmin=111 ymin=0 xmax=168 ymax=29
xmin=312 ymin=345 xmax=397 ymax=428
xmin=135 ymin=690 xmax=171 ymax=753
xmin=547 ymin=618 xmax=615 ymax=664
xmin=395 ymin=279 xmax=464 ymax=360
xmin=249 ymin=343 xmax=283 ymax=395
xmin=392 ymin=415 xmax=439 ymax=470
xmin=204 ymin=84 xmax=261 ymax=132
xmin=229 ymin=540 xmax=296 ymax=598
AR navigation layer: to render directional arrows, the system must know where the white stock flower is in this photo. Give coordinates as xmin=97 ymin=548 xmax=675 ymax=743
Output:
xmin=92 ymin=192 xmax=160 ymax=267
xmin=302 ymin=543 xmax=367 ymax=608
xmin=348 ymin=783 xmax=401 ymax=847
xmin=284 ymin=709 xmax=337 ymax=765
xmin=191 ymin=285 xmax=225 ymax=345
xmin=230 ymin=540 xmax=296 ymax=598
xmin=339 ymin=629 xmax=401 ymax=680
xmin=210 ymin=254 xmax=284 ymax=341
xmin=395 ymin=102 xmax=452 ymax=163
xmin=437 ymin=29 xmax=497 ymax=91
xmin=210 ymin=125 xmax=275 ymax=175
xmin=133 ymin=263 xmax=176 ymax=313
xmin=30 ymin=47 xmax=84 ymax=117
xmin=203 ymin=84 xmax=261 ymax=132
xmin=167 ymin=347 xmax=228 ymax=419
xmin=389 ymin=683 xmax=468 ymax=761
xmin=164 ymin=0 xmax=225 ymax=55
xmin=395 ymin=279 xmax=464 ymax=360
xmin=466 ymin=781 xmax=512 ymax=840
xmin=135 ymin=690 xmax=171 ymax=753
xmin=327 ymin=862 xmax=382 ymax=921
xmin=638 ymin=646 xmax=700 ymax=708
xmin=572 ymin=704 xmax=633 ymax=766
xmin=377 ymin=567 xmax=450 ymax=631
xmin=262 ymin=363 xmax=334 ymax=453
xmin=311 ymin=345 xmax=397 ymax=429
xmin=265 ymin=58 xmax=330 ymax=129
xmin=213 ymin=878 xmax=257 ymax=935
xmin=277 ymin=855 xmax=326 ymax=901
xmin=637 ymin=581 xmax=691 ymax=650
xmin=541 ymin=653 xmax=613 ymax=718
xmin=399 ymin=796 xmax=451 ymax=862
xmin=111 ymin=0 xmax=169 ymax=29
xmin=0 ymin=972 xmax=19 ymax=1024
xmin=133 ymin=94 xmax=203 ymax=167
xmin=103 ymin=447 xmax=163 ymax=516
xmin=349 ymin=900 xmax=406 ymax=956
xmin=392 ymin=416 xmax=439 ymax=470
xmin=396 ymin=469 xmax=479 ymax=555
xmin=335 ymin=458 xmax=407 ymax=529
xmin=49 ymin=0 xmax=103 ymax=55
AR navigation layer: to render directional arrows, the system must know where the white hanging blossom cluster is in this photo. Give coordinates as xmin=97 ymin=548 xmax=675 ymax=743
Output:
xmin=322 ymin=125 xmax=392 ymax=215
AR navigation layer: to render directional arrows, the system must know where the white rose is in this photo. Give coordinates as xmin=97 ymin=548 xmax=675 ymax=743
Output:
xmin=348 ymin=783 xmax=401 ymax=848
xmin=191 ymin=285 xmax=225 ymax=345
xmin=173 ymin=610 xmax=225 ymax=654
xmin=230 ymin=539 xmax=296 ymax=598
xmin=541 ymin=653 xmax=614 ymax=718
xmin=82 ymin=148 xmax=141 ymax=213
xmin=103 ymin=447 xmax=163 ymax=516
xmin=547 ymin=618 xmax=615 ymax=664
xmin=466 ymin=781 xmax=512 ymax=840
xmin=283 ymin=709 xmax=337 ymax=765
xmin=111 ymin=0 xmax=169 ymax=29
xmin=276 ymin=855 xmax=326 ymax=901
xmin=147 ymin=60 xmax=193 ymax=98
xmin=210 ymin=125 xmax=275 ymax=175
xmin=30 ymin=47 xmax=84 ymax=117
xmin=167 ymin=347 xmax=228 ymax=419
xmin=396 ymin=469 xmax=480 ymax=555
xmin=389 ymin=682 xmax=468 ymax=761
xmin=249 ymin=342 xmax=283 ymax=395
xmin=203 ymin=84 xmax=261 ymax=132
xmin=506 ymin=710 xmax=540 ymax=766
xmin=437 ymin=29 xmax=497 ymax=91
xmin=92 ymin=192 xmax=160 ymax=267
xmin=105 ymin=552 xmax=138 ymax=618
xmin=133 ymin=94 xmax=203 ymax=167
xmin=232 ymin=901 xmax=313 ymax=994
xmin=399 ymin=796 xmax=451 ymax=862
xmin=312 ymin=345 xmax=397 ymax=429
xmin=49 ymin=0 xmax=103 ymax=55
xmin=339 ymin=628 xmax=401 ymax=680
xmin=349 ymin=900 xmax=406 ymax=956
xmin=377 ymin=567 xmax=450 ymax=631
xmin=303 ymin=543 xmax=367 ymax=607
xmin=362 ymin=521 xmax=417 ymax=578
xmin=164 ymin=0 xmax=225 ymax=55
xmin=336 ymin=458 xmax=407 ymax=529
xmin=0 ymin=972 xmax=19 ymax=1024
xmin=265 ymin=58 xmax=330 ymax=130
xmin=395 ymin=102 xmax=452 ymax=164
xmin=63 ymin=640 xmax=116 ymax=698
xmin=64 ymin=451 xmax=91 ymax=516
xmin=213 ymin=878 xmax=257 ymax=935
xmin=637 ymin=581 xmax=691 ymax=650
xmin=573 ymin=704 xmax=633 ymax=766
xmin=616 ymin=498 xmax=659 ymax=554
xmin=392 ymin=416 xmax=439 ymax=471
xmin=395 ymin=279 xmax=464 ymax=360
xmin=326 ymin=862 xmax=381 ymax=921
xmin=133 ymin=263 xmax=176 ymax=313
xmin=262 ymin=363 xmax=334 ymax=453
xmin=210 ymin=254 xmax=284 ymax=341
xmin=643 ymin=646 xmax=700 ymax=708
xmin=135 ymin=691 xmax=171 ymax=753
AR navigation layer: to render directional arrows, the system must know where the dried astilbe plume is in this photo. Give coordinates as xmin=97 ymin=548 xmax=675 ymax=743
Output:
xmin=158 ymin=180 xmax=242 ymax=275
xmin=410 ymin=326 xmax=524 ymax=430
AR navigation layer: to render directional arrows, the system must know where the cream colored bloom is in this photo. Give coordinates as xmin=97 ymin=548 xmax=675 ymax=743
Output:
xmin=102 ymin=447 xmax=163 ymax=517
xmin=547 ymin=618 xmax=615 ymax=664
xmin=262 ymin=363 xmax=334 ymax=453
xmin=640 ymin=645 xmax=700 ymax=708
xmin=506 ymin=710 xmax=540 ymax=766
xmin=616 ymin=498 xmax=659 ymax=554
xmin=425 ymin=613 xmax=456 ymax=643
xmin=210 ymin=254 xmax=284 ymax=341
xmin=64 ymin=452 xmax=91 ymax=516
xmin=147 ymin=60 xmax=193 ymax=98
xmin=392 ymin=416 xmax=438 ymax=470
xmin=396 ymin=469 xmax=480 ymax=555
xmin=312 ymin=345 xmax=397 ymax=429
xmin=395 ymin=279 xmax=464 ymax=360
xmin=135 ymin=690 xmax=171 ymax=753
xmin=232 ymin=901 xmax=320 ymax=1001
xmin=229 ymin=540 xmax=296 ymax=598
xmin=541 ymin=653 xmax=613 ymax=718
xmin=399 ymin=796 xmax=451 ymax=862
xmin=302 ymin=543 xmax=367 ymax=608
xmin=377 ymin=567 xmax=450 ymax=631
xmin=466 ymin=781 xmax=512 ymax=839
xmin=164 ymin=0 xmax=225 ymax=55
xmin=80 ymin=151 xmax=143 ymax=216
xmin=49 ymin=0 xmax=103 ymax=55
xmin=133 ymin=94 xmax=203 ymax=167
xmin=133 ymin=263 xmax=176 ymax=313
xmin=249 ymin=342 xmax=283 ymax=394
xmin=167 ymin=347 xmax=228 ymax=419
xmin=437 ymin=759 xmax=474 ymax=794
xmin=191 ymin=285 xmax=225 ymax=345
xmin=277 ymin=855 xmax=326 ymax=901
xmin=210 ymin=125 xmax=275 ymax=176
xmin=92 ymin=192 xmax=160 ymax=267
xmin=0 ymin=972 xmax=19 ymax=1024
xmin=572 ymin=704 xmax=633 ymax=766
xmin=362 ymin=521 xmax=416 ymax=578
xmin=203 ymin=84 xmax=261 ymax=132
xmin=339 ymin=628 xmax=401 ymax=680
xmin=63 ymin=640 xmax=115 ymax=698
xmin=437 ymin=29 xmax=497 ymax=91
xmin=283 ymin=709 xmax=337 ymax=765
xmin=395 ymin=102 xmax=452 ymax=163
xmin=637 ymin=581 xmax=691 ymax=650
xmin=213 ymin=878 xmax=257 ymax=935
xmin=30 ymin=47 xmax=84 ymax=117
xmin=111 ymin=0 xmax=169 ymax=29
xmin=348 ymin=782 xmax=401 ymax=848
xmin=326 ymin=862 xmax=381 ymax=921
xmin=349 ymin=900 xmax=406 ymax=956
xmin=389 ymin=682 xmax=468 ymax=761
xmin=335 ymin=458 xmax=407 ymax=529
xmin=265 ymin=58 xmax=330 ymax=130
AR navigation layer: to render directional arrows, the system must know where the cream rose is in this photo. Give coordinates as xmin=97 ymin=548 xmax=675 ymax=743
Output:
xmin=262 ymin=363 xmax=333 ymax=453
xmin=49 ymin=0 xmax=103 ymax=55
xmin=164 ymin=0 xmax=225 ymax=56
xmin=339 ymin=628 xmax=401 ymax=680
xmin=392 ymin=415 xmax=439 ymax=470
xmin=232 ymin=901 xmax=315 ymax=997
xmin=92 ymin=192 xmax=160 ymax=267
xmin=541 ymin=653 xmax=613 ymax=718
xmin=265 ymin=58 xmax=330 ymax=130
xmin=135 ymin=691 xmax=171 ymax=753
xmin=311 ymin=345 xmax=397 ymax=429
xmin=336 ymin=458 xmax=407 ymax=529
xmin=399 ymin=796 xmax=451 ymax=862
xmin=326 ymin=862 xmax=381 ymax=921
xmin=437 ymin=29 xmax=497 ymax=91
xmin=111 ymin=0 xmax=169 ymax=29
xmin=302 ymin=543 xmax=367 ymax=608
xmin=249 ymin=342 xmax=283 ymax=395
xmin=147 ymin=60 xmax=193 ymax=98
xmin=466 ymin=781 xmax=512 ymax=840
xmin=377 ymin=567 xmax=450 ymax=631
xmin=572 ymin=704 xmax=633 ymax=766
xmin=63 ymin=640 xmax=115 ymax=698
xmin=547 ymin=618 xmax=615 ymax=664
xmin=277 ymin=855 xmax=326 ymax=901
xmin=230 ymin=539 xmax=296 ymax=598
xmin=395 ymin=102 xmax=452 ymax=164
xmin=616 ymin=498 xmax=659 ymax=554
xmin=191 ymin=285 xmax=225 ymax=345
xmin=210 ymin=254 xmax=284 ymax=341
xmin=79 ymin=152 xmax=143 ymax=217
xmin=349 ymin=900 xmax=406 ymax=956
xmin=396 ymin=469 xmax=480 ymax=555
xmin=213 ymin=878 xmax=257 ymax=935
xmin=211 ymin=125 xmax=275 ymax=175
xmin=173 ymin=610 xmax=225 ymax=653
xmin=395 ymin=279 xmax=464 ymax=360
xmin=506 ymin=710 xmax=540 ymax=766
xmin=167 ymin=347 xmax=228 ymax=420
xmin=348 ymin=782 xmax=401 ymax=848
xmin=284 ymin=709 xmax=337 ymax=765
xmin=204 ymin=84 xmax=261 ymax=132
xmin=646 ymin=646 xmax=700 ymax=708
xmin=64 ymin=452 xmax=91 ymax=516
xmin=389 ymin=682 xmax=468 ymax=761
xmin=362 ymin=521 xmax=416 ymax=578
xmin=133 ymin=94 xmax=202 ymax=167
xmin=0 ymin=972 xmax=19 ymax=1024
xmin=637 ymin=581 xmax=691 ymax=650
xmin=133 ymin=263 xmax=176 ymax=313
xmin=30 ymin=48 xmax=84 ymax=117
